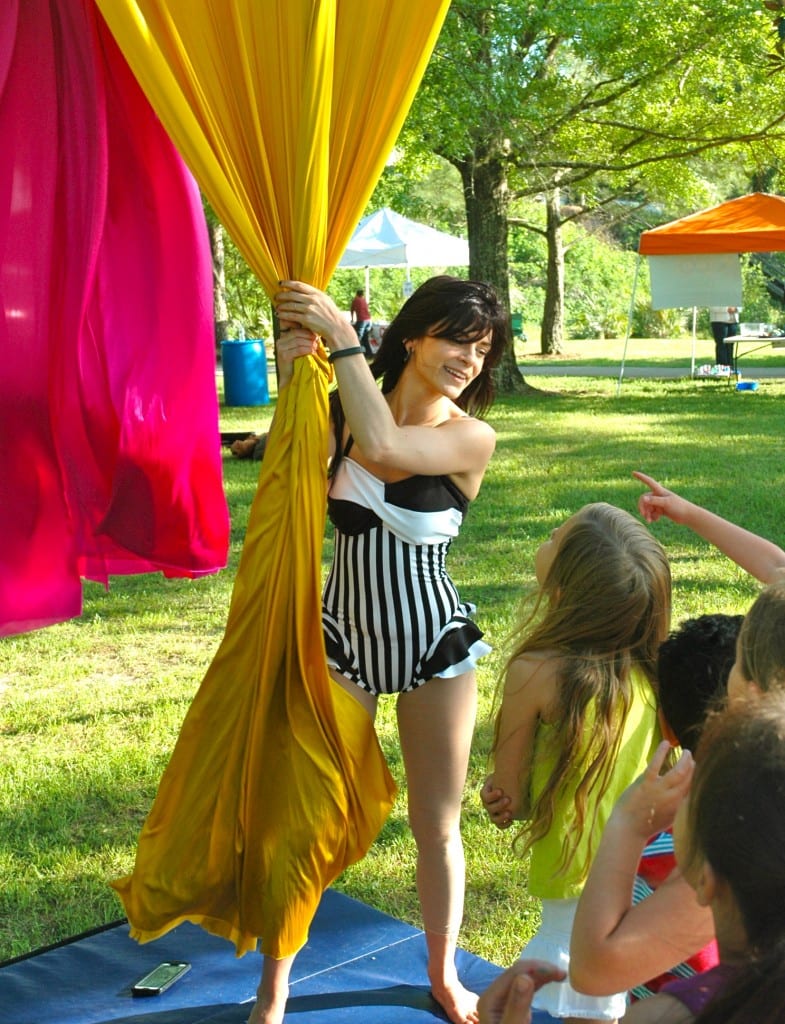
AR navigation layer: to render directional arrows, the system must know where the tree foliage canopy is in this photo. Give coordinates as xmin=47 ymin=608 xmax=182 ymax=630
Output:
xmin=409 ymin=0 xmax=785 ymax=207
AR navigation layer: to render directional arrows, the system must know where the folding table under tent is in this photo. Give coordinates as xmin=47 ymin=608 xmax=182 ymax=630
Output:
xmin=617 ymin=192 xmax=785 ymax=391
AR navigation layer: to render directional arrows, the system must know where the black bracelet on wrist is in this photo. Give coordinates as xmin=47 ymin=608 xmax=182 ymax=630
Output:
xmin=327 ymin=345 xmax=366 ymax=363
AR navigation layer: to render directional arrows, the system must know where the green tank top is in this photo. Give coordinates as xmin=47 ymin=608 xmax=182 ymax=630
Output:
xmin=527 ymin=666 xmax=661 ymax=899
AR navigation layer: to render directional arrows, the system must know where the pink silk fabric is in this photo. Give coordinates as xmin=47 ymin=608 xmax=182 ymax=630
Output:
xmin=0 ymin=0 xmax=229 ymax=636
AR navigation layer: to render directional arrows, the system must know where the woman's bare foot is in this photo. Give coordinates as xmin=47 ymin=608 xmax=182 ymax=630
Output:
xmin=246 ymin=987 xmax=288 ymax=1024
xmin=424 ymin=929 xmax=478 ymax=1024
xmin=430 ymin=971 xmax=479 ymax=1024
xmin=246 ymin=954 xmax=293 ymax=1024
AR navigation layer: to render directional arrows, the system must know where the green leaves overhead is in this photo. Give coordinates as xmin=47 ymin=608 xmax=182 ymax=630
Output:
xmin=411 ymin=0 xmax=785 ymax=200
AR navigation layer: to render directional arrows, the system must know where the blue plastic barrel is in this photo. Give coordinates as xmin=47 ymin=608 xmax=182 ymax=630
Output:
xmin=221 ymin=339 xmax=269 ymax=406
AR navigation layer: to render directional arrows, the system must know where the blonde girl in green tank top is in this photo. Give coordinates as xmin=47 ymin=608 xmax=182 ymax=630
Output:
xmin=481 ymin=502 xmax=671 ymax=1024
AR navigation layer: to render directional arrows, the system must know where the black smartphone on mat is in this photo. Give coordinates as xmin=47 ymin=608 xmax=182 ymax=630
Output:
xmin=131 ymin=960 xmax=191 ymax=996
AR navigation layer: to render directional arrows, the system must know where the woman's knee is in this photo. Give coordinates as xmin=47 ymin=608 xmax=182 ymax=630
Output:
xmin=408 ymin=802 xmax=463 ymax=849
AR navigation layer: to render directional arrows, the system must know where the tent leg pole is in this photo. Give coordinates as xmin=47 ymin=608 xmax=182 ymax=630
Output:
xmin=691 ymin=307 xmax=697 ymax=378
xmin=616 ymin=256 xmax=640 ymax=396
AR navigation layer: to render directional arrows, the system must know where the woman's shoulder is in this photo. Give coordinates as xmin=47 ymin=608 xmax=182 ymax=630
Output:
xmin=435 ymin=408 xmax=496 ymax=445
xmin=453 ymin=406 xmax=495 ymax=429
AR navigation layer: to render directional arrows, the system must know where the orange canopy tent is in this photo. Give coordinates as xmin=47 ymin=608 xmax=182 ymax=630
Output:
xmin=618 ymin=193 xmax=785 ymax=390
xmin=638 ymin=192 xmax=785 ymax=255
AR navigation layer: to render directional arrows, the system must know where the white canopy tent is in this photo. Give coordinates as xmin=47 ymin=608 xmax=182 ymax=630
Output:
xmin=338 ymin=206 xmax=470 ymax=298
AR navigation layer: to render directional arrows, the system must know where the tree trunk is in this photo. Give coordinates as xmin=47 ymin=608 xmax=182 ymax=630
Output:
xmin=540 ymin=188 xmax=565 ymax=355
xmin=209 ymin=221 xmax=230 ymax=356
xmin=456 ymin=153 xmax=530 ymax=395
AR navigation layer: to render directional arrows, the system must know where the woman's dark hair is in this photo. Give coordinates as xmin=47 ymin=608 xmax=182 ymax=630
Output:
xmin=370 ymin=275 xmax=508 ymax=416
xmin=687 ymin=692 xmax=785 ymax=1024
xmin=329 ymin=275 xmax=508 ymax=474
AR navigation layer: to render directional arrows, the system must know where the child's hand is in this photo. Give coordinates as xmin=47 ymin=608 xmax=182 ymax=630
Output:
xmin=478 ymin=960 xmax=566 ymax=1024
xmin=632 ymin=471 xmax=690 ymax=526
xmin=613 ymin=740 xmax=694 ymax=839
xmin=481 ymin=776 xmax=513 ymax=829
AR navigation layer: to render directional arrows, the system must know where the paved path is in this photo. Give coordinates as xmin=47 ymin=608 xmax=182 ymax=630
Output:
xmin=215 ymin=361 xmax=785 ymax=386
xmin=520 ymin=364 xmax=785 ymax=379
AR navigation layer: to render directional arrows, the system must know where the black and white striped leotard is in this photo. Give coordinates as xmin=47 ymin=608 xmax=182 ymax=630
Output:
xmin=322 ymin=454 xmax=491 ymax=695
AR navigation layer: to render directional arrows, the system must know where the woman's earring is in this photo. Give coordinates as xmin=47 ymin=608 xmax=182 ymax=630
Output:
xmin=403 ymin=345 xmax=411 ymax=364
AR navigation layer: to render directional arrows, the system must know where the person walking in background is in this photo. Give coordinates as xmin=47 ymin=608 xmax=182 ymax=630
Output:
xmin=350 ymin=287 xmax=373 ymax=356
xmin=481 ymin=502 xmax=671 ymax=1023
xmin=708 ymin=305 xmax=740 ymax=369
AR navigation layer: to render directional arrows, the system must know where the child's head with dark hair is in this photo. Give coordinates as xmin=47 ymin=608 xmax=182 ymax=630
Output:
xmin=676 ymin=691 xmax=785 ymax=1024
xmin=729 ymin=579 xmax=785 ymax=699
xmin=657 ymin=613 xmax=744 ymax=751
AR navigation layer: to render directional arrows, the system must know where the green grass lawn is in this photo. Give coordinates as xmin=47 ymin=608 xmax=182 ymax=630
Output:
xmin=2 ymin=369 xmax=783 ymax=969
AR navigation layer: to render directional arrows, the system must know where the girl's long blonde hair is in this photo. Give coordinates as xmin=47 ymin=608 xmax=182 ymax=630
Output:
xmin=495 ymin=502 xmax=671 ymax=873
xmin=737 ymin=579 xmax=785 ymax=693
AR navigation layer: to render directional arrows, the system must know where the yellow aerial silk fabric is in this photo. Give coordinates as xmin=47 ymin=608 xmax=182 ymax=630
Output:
xmin=96 ymin=0 xmax=450 ymax=958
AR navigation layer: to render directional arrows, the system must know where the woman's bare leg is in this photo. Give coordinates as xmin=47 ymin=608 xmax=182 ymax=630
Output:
xmin=397 ymin=672 xmax=479 ymax=1024
xmin=329 ymin=668 xmax=378 ymax=721
xmin=246 ymin=677 xmax=376 ymax=1024
xmin=246 ymin=954 xmax=294 ymax=1024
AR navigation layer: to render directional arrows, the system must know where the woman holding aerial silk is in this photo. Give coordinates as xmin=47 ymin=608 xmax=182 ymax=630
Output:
xmin=255 ymin=276 xmax=508 ymax=1024
xmin=94 ymin=4 xmax=485 ymax=1022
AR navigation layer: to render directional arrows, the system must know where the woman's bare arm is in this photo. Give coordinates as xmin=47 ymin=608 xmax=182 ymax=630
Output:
xmin=274 ymin=281 xmax=496 ymax=489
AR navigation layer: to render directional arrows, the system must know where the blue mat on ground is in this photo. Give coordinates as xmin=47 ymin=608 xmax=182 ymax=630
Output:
xmin=0 ymin=889 xmax=557 ymax=1024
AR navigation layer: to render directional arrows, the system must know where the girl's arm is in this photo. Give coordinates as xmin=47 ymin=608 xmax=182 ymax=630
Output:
xmin=274 ymin=282 xmax=496 ymax=486
xmin=484 ymin=654 xmax=557 ymax=822
xmin=620 ymin=992 xmax=695 ymax=1023
xmin=570 ymin=743 xmax=714 ymax=995
xmin=633 ymin=470 xmax=785 ymax=584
